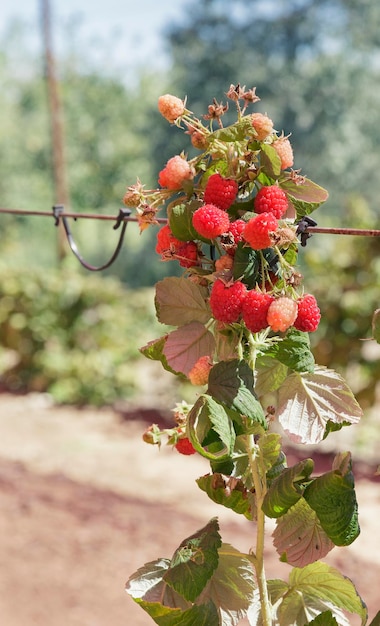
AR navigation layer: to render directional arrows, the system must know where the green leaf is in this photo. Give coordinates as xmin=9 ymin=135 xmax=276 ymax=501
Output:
xmin=263 ymin=328 xmax=315 ymax=373
xmin=207 ymin=359 xmax=267 ymax=428
xmin=277 ymin=365 xmax=363 ymax=444
xmin=168 ymin=200 xmax=203 ymax=242
xmin=209 ymin=117 xmax=253 ymax=143
xmin=262 ymin=459 xmax=314 ymax=518
xmin=187 ymin=394 xmax=236 ymax=460
xmin=140 ymin=336 xmax=186 ymax=378
xmin=260 ymin=143 xmax=282 ymax=178
xmin=196 ymin=543 xmax=256 ymax=624
xmin=153 ymin=603 xmax=220 ymax=625
xmin=286 ymin=562 xmax=367 ymax=625
xmin=164 ymin=518 xmax=221 ymax=603
xmin=163 ymin=322 xmax=215 ymax=376
xmin=280 ymin=176 xmax=329 ymax=218
xmin=232 ymin=243 xmax=260 ymax=288
xmin=155 ymin=277 xmax=211 ymax=326
xmin=196 ymin=473 xmax=253 ymax=519
xmin=307 ymin=612 xmax=339 ymax=626
xmin=272 ymin=497 xmax=335 ymax=566
xmin=303 ymin=452 xmax=360 ymax=546
xmin=257 ymin=432 xmax=283 ymax=474
xmin=126 ymin=558 xmax=191 ymax=613
xmin=255 ymin=356 xmax=289 ymax=397
xmin=372 ymin=308 xmax=380 ymax=343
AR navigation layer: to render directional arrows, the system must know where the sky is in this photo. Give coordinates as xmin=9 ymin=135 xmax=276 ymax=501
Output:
xmin=0 ymin=0 xmax=190 ymax=77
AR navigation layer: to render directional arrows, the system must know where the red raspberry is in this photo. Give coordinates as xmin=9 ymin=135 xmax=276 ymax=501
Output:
xmin=267 ymin=297 xmax=298 ymax=333
xmin=188 ymin=355 xmax=213 ymax=385
xmin=158 ymin=155 xmax=193 ymax=190
xmin=272 ymin=136 xmax=294 ymax=170
xmin=294 ymin=294 xmax=321 ymax=332
xmin=176 ymin=241 xmax=199 ymax=268
xmin=243 ymin=212 xmax=278 ymax=250
xmin=192 ymin=204 xmax=230 ymax=240
xmin=210 ymin=279 xmax=247 ymax=323
xmin=227 ymin=219 xmax=246 ymax=245
xmin=254 ymin=186 xmax=288 ymax=219
xmin=251 ymin=112 xmax=274 ymax=141
xmin=204 ymin=173 xmax=238 ymax=210
xmin=175 ymin=437 xmax=196 ymax=455
xmin=242 ymin=290 xmax=274 ymax=333
xmin=158 ymin=94 xmax=185 ymax=122
xmin=155 ymin=224 xmax=182 ymax=255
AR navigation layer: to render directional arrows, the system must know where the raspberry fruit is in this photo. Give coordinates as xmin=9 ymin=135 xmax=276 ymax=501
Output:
xmin=192 ymin=204 xmax=230 ymax=240
xmin=155 ymin=224 xmax=182 ymax=256
xmin=158 ymin=94 xmax=185 ymax=123
xmin=158 ymin=155 xmax=193 ymax=190
xmin=227 ymin=219 xmax=246 ymax=245
xmin=242 ymin=290 xmax=274 ymax=333
xmin=175 ymin=437 xmax=196 ymax=455
xmin=294 ymin=294 xmax=321 ymax=332
xmin=176 ymin=241 xmax=199 ymax=268
xmin=243 ymin=212 xmax=278 ymax=250
xmin=210 ymin=279 xmax=247 ymax=323
xmin=267 ymin=297 xmax=298 ymax=333
xmin=251 ymin=112 xmax=274 ymax=141
xmin=254 ymin=186 xmax=288 ymax=219
xmin=204 ymin=173 xmax=238 ymax=210
xmin=272 ymin=136 xmax=294 ymax=170
xmin=188 ymin=355 xmax=213 ymax=385
xmin=214 ymin=254 xmax=234 ymax=272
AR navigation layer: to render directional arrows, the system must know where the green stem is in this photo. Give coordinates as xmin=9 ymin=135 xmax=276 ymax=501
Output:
xmin=246 ymin=435 xmax=272 ymax=626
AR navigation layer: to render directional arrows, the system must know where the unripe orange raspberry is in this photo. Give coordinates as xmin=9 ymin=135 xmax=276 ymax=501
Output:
xmin=158 ymin=94 xmax=185 ymax=122
xmin=188 ymin=355 xmax=213 ymax=386
xmin=158 ymin=155 xmax=193 ymax=190
xmin=251 ymin=112 xmax=274 ymax=141
xmin=272 ymin=136 xmax=294 ymax=169
xmin=267 ymin=297 xmax=298 ymax=332
xmin=215 ymin=254 xmax=234 ymax=272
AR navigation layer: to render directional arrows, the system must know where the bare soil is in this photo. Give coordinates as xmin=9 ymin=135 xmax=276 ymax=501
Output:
xmin=0 ymin=392 xmax=379 ymax=625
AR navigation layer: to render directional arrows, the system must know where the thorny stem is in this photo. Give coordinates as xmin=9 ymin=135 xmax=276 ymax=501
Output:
xmin=246 ymin=434 xmax=272 ymax=625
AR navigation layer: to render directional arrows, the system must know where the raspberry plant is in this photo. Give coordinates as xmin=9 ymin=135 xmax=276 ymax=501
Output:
xmin=124 ymin=85 xmax=377 ymax=625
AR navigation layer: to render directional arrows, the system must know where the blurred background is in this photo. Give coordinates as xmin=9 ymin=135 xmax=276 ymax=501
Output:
xmin=0 ymin=0 xmax=379 ymax=412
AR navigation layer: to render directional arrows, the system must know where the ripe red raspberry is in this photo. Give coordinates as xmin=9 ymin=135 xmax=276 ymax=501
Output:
xmin=227 ymin=219 xmax=246 ymax=245
xmin=267 ymin=297 xmax=298 ymax=333
xmin=175 ymin=437 xmax=196 ymax=455
xmin=188 ymin=355 xmax=213 ymax=385
xmin=243 ymin=212 xmax=278 ymax=250
xmin=272 ymin=136 xmax=294 ymax=170
xmin=209 ymin=279 xmax=247 ymax=323
xmin=158 ymin=155 xmax=193 ymax=190
xmin=242 ymin=290 xmax=274 ymax=333
xmin=155 ymin=224 xmax=182 ymax=255
xmin=204 ymin=173 xmax=238 ymax=210
xmin=176 ymin=241 xmax=199 ymax=268
xmin=254 ymin=186 xmax=288 ymax=219
xmin=294 ymin=294 xmax=321 ymax=332
xmin=192 ymin=204 xmax=230 ymax=240
xmin=251 ymin=112 xmax=274 ymax=141
xmin=158 ymin=94 xmax=185 ymax=122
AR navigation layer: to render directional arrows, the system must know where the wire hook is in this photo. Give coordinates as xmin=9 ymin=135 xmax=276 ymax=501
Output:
xmin=53 ymin=204 xmax=131 ymax=271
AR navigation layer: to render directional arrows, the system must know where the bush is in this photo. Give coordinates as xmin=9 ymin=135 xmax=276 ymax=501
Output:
xmin=0 ymin=266 xmax=160 ymax=405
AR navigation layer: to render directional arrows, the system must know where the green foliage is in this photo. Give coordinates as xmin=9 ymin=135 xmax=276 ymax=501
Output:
xmin=0 ymin=265 xmax=158 ymax=405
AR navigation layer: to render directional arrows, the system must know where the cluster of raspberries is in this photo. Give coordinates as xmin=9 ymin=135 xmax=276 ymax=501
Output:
xmin=210 ymin=279 xmax=321 ymax=333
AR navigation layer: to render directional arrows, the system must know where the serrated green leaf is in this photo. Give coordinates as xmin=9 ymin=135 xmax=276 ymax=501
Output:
xmin=168 ymin=201 xmax=203 ymax=242
xmin=155 ymin=277 xmax=211 ymax=326
xmin=207 ymin=359 xmax=267 ymax=428
xmin=187 ymin=394 xmax=235 ymax=460
xmin=260 ymin=143 xmax=282 ymax=178
xmin=163 ymin=322 xmax=215 ymax=376
xmin=255 ymin=356 xmax=289 ymax=397
xmin=287 ymin=562 xmax=367 ymax=625
xmin=257 ymin=432 xmax=283 ymax=473
xmin=155 ymin=602 xmax=220 ymax=626
xmin=272 ymin=497 xmax=335 ymax=566
xmin=263 ymin=328 xmax=315 ymax=374
xmin=307 ymin=612 xmax=339 ymax=626
xmin=196 ymin=474 xmax=253 ymax=519
xmin=287 ymin=195 xmax=323 ymax=219
xmin=232 ymin=243 xmax=260 ymax=288
xmin=280 ymin=176 xmax=329 ymax=210
xmin=140 ymin=336 xmax=186 ymax=378
xmin=303 ymin=452 xmax=360 ymax=546
xmin=262 ymin=459 xmax=314 ymax=518
xmin=372 ymin=309 xmax=380 ymax=343
xmin=164 ymin=518 xmax=221 ymax=603
xmin=209 ymin=117 xmax=253 ymax=143
xmin=277 ymin=365 xmax=363 ymax=444
xmin=196 ymin=543 xmax=257 ymax=625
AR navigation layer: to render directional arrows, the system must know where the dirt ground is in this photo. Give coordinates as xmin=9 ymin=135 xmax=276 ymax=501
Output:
xmin=0 ymin=392 xmax=380 ymax=626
